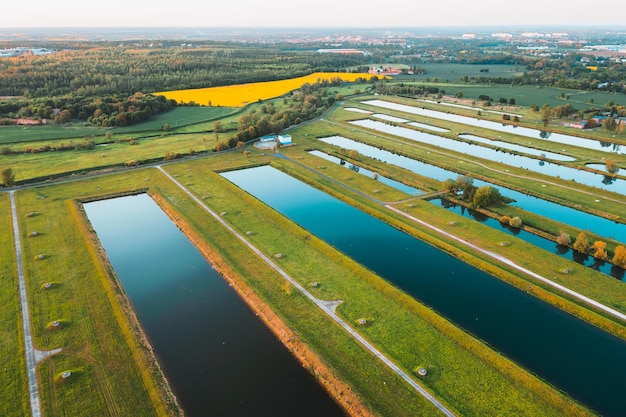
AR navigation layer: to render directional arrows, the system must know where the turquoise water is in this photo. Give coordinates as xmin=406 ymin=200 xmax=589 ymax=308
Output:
xmin=222 ymin=165 xmax=626 ymax=417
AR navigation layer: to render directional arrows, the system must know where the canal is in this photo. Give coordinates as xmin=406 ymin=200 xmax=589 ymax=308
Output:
xmin=222 ymin=165 xmax=626 ymax=417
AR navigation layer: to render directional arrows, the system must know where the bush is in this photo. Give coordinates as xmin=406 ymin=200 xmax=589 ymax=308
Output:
xmin=556 ymin=231 xmax=571 ymax=246
xmin=508 ymin=216 xmax=523 ymax=228
xmin=499 ymin=215 xmax=511 ymax=225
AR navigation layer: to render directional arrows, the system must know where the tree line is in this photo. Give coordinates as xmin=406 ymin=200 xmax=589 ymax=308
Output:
xmin=0 ymin=92 xmax=176 ymax=127
xmin=0 ymin=42 xmax=369 ymax=98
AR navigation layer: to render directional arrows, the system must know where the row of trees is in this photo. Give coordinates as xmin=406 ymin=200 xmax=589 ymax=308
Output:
xmin=0 ymin=92 xmax=176 ymax=128
xmin=218 ymin=80 xmax=344 ymax=151
xmin=441 ymin=176 xmax=624 ymax=269
xmin=442 ymin=175 xmax=504 ymax=209
xmin=0 ymin=43 xmax=369 ymax=98
xmin=558 ymin=231 xmax=626 ymax=268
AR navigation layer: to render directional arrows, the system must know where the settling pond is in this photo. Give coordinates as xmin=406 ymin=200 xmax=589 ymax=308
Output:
xmin=222 ymin=165 xmax=626 ymax=417
xmin=350 ymin=118 xmax=626 ymax=193
xmin=308 ymin=149 xmax=625 ymax=281
xmin=84 ymin=194 xmax=345 ymax=417
xmin=319 ymin=135 xmax=626 ymax=244
xmin=363 ymin=99 xmax=625 ymax=155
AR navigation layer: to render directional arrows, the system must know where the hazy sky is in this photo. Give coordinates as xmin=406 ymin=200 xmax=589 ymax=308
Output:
xmin=3 ymin=0 xmax=625 ymax=28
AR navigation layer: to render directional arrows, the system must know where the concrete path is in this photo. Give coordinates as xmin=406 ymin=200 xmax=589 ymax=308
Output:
xmin=10 ymin=190 xmax=43 ymax=417
xmin=157 ymin=166 xmax=457 ymax=417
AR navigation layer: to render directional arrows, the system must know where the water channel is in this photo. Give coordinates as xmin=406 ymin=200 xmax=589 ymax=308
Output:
xmin=309 ymin=150 xmax=423 ymax=196
xmin=308 ymin=149 xmax=625 ymax=281
xmin=83 ymin=194 xmax=345 ymax=417
xmin=222 ymin=164 xmax=626 ymax=417
xmin=318 ymin=135 xmax=626 ymax=243
xmin=350 ymin=118 xmax=626 ymax=193
xmin=362 ymin=99 xmax=625 ymax=155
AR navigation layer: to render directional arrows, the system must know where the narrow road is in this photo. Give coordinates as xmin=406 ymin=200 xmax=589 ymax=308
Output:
xmin=9 ymin=190 xmax=43 ymax=417
xmin=156 ymin=166 xmax=458 ymax=417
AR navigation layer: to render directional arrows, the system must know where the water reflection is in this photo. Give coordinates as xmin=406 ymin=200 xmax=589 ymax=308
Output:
xmin=319 ymin=135 xmax=626 ymax=243
xmin=363 ymin=99 xmax=625 ymax=155
xmin=351 ymin=118 xmax=626 ymax=193
xmin=84 ymin=194 xmax=345 ymax=417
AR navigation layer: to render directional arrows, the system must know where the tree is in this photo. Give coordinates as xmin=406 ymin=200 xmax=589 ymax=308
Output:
xmin=1 ymin=167 xmax=15 ymax=187
xmin=508 ymin=216 xmax=523 ymax=228
xmin=162 ymin=123 xmax=170 ymax=132
xmin=605 ymin=159 xmax=619 ymax=174
xmin=541 ymin=104 xmax=552 ymax=127
xmin=604 ymin=117 xmax=617 ymax=132
xmin=472 ymin=186 xmax=502 ymax=208
xmin=573 ymin=232 xmax=589 ymax=254
xmin=509 ymin=98 xmax=516 ymax=105
xmin=442 ymin=178 xmax=458 ymax=193
xmin=613 ymin=245 xmax=626 ymax=268
xmin=591 ymin=241 xmax=608 ymax=260
xmin=213 ymin=121 xmax=223 ymax=133
xmin=456 ymin=175 xmax=476 ymax=201
xmin=556 ymin=231 xmax=571 ymax=246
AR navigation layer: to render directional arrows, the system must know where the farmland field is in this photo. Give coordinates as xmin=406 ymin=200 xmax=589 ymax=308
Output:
xmin=154 ymin=72 xmax=371 ymax=107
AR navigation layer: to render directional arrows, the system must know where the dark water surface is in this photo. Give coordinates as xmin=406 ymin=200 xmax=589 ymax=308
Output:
xmin=222 ymin=165 xmax=626 ymax=417
xmin=84 ymin=194 xmax=345 ymax=417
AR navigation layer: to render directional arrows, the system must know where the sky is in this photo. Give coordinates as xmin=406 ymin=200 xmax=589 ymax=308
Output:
xmin=2 ymin=0 xmax=625 ymax=29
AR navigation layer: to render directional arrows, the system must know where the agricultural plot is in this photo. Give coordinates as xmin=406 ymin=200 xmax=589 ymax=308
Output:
xmin=154 ymin=72 xmax=370 ymax=107
xmin=0 ymin=124 xmax=108 ymax=144
xmin=114 ymin=106 xmax=238 ymax=133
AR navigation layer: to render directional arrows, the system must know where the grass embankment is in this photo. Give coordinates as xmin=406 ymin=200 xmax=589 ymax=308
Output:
xmin=0 ymin=192 xmax=29 ymax=416
xmin=357 ymin=94 xmax=626 ymax=152
xmin=162 ymin=157 xmax=595 ymax=417
xmin=270 ymin=150 xmax=626 ymax=333
xmin=301 ymin=110 xmax=626 ymax=237
xmin=14 ymin=171 xmax=181 ymax=417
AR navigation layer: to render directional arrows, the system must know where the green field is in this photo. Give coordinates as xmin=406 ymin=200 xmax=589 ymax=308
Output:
xmin=0 ymin=193 xmax=29 ymax=417
xmin=0 ymin=106 xmax=238 ymax=145
xmin=115 ymin=106 xmax=238 ymax=134
xmin=3 ymin=82 xmax=626 ymax=416
xmin=426 ymin=84 xmax=626 ymax=108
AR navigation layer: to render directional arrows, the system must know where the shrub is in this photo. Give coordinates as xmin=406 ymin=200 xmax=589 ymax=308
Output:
xmin=508 ymin=216 xmax=523 ymax=228
xmin=573 ymin=232 xmax=589 ymax=254
xmin=499 ymin=215 xmax=511 ymax=225
xmin=613 ymin=245 xmax=626 ymax=268
xmin=556 ymin=231 xmax=571 ymax=246
xmin=591 ymin=241 xmax=608 ymax=260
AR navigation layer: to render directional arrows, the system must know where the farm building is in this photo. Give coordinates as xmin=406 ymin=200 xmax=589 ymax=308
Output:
xmin=278 ymin=134 xmax=292 ymax=145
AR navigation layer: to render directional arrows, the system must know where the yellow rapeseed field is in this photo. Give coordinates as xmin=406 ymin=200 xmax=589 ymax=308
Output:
xmin=154 ymin=72 xmax=371 ymax=107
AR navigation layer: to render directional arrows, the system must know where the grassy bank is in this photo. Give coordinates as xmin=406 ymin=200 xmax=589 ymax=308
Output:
xmin=162 ymin=156 xmax=595 ymax=417
xmin=14 ymin=171 xmax=181 ymax=417
xmin=0 ymin=192 xmax=29 ymax=416
xmin=270 ymin=148 xmax=626 ymax=332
